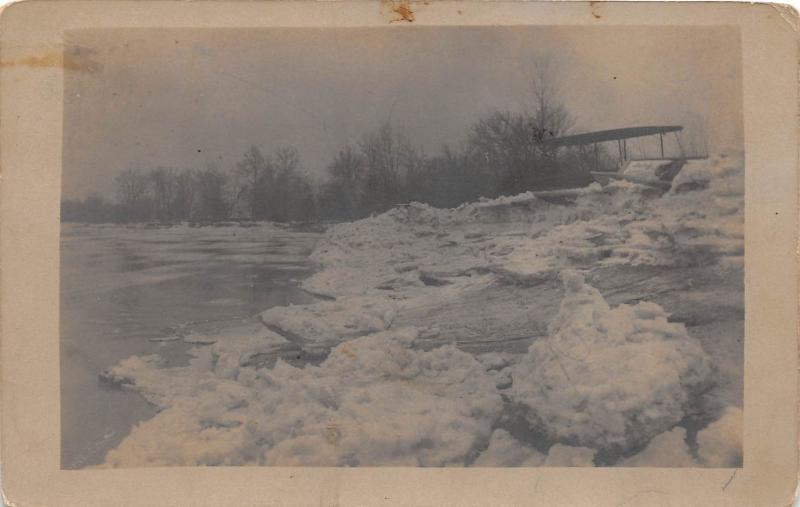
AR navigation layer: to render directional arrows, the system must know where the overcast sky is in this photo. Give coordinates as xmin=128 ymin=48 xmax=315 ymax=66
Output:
xmin=63 ymin=26 xmax=742 ymax=200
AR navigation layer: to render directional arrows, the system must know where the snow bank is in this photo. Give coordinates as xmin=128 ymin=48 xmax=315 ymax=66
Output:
xmin=605 ymin=152 xmax=742 ymax=268
xmin=459 ymin=192 xmax=565 ymax=224
xmin=308 ymin=153 xmax=743 ymax=296
xmin=102 ymin=151 xmax=742 ymax=467
xmin=696 ymin=406 xmax=743 ymax=467
xmin=472 ymin=430 xmax=595 ymax=467
xmin=477 ymin=352 xmax=515 ymax=389
xmin=104 ymin=327 xmax=503 ymax=467
xmin=543 ymin=444 xmax=596 ymax=467
xmin=655 ymin=150 xmax=744 ymax=267
xmin=491 ymin=154 xmax=744 ymax=281
xmin=304 ymin=186 xmax=638 ymax=295
xmin=259 ymin=296 xmax=398 ymax=354
xmin=207 ymin=324 xmax=291 ymax=378
xmin=621 ymin=159 xmax=680 ymax=185
xmin=619 ymin=405 xmax=742 ymax=467
xmin=509 ymin=271 xmax=714 ymax=454
xmin=301 ymin=203 xmax=499 ymax=298
xmin=618 ymin=427 xmax=696 ymax=467
xmin=472 ymin=430 xmax=545 ymax=466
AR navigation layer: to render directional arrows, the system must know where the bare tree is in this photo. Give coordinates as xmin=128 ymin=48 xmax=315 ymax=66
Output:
xmin=468 ymin=112 xmax=539 ymax=194
xmin=236 ymin=146 xmax=272 ymax=219
xmin=193 ymin=162 xmax=230 ymax=221
xmin=172 ymin=169 xmax=196 ymax=220
xmin=148 ymin=167 xmax=178 ymax=222
xmin=320 ymin=145 xmax=365 ymax=219
xmin=274 ymin=146 xmax=300 ymax=176
xmin=398 ymin=143 xmax=426 ymax=204
xmin=269 ymin=146 xmax=302 ymax=222
xmin=529 ymin=54 xmax=575 ymax=153
xmin=115 ymin=167 xmax=150 ymax=221
xmin=465 ymin=55 xmax=580 ymax=194
xmin=361 ymin=122 xmax=405 ymax=213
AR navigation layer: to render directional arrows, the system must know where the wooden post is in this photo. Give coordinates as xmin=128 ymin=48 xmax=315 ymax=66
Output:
xmin=659 ymin=133 xmax=664 ymax=158
xmin=594 ymin=142 xmax=599 ymax=171
xmin=617 ymin=139 xmax=623 ymax=168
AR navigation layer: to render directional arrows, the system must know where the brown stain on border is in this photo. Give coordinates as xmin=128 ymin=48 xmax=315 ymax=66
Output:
xmin=0 ymin=52 xmax=94 ymax=72
xmin=385 ymin=0 xmax=415 ymax=22
xmin=589 ymin=1 xmax=602 ymax=19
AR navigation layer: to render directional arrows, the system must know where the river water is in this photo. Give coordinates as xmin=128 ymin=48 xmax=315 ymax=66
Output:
xmin=60 ymin=223 xmax=321 ymax=469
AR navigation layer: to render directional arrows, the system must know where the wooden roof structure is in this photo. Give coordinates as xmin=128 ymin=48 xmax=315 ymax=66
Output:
xmin=542 ymin=125 xmax=683 ymax=147
xmin=542 ymin=125 xmax=685 ymax=169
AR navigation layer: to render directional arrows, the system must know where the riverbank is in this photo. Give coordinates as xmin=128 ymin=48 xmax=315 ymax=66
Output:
xmin=99 ymin=151 xmax=744 ymax=467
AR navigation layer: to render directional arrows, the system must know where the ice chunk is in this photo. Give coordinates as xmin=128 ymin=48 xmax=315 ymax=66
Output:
xmin=101 ymin=151 xmax=742 ymax=468
xmin=103 ymin=328 xmax=503 ymax=467
xmin=472 ymin=430 xmax=545 ymax=467
xmin=260 ymin=296 xmax=397 ymax=353
xmin=209 ymin=325 xmax=291 ymax=379
xmin=696 ymin=406 xmax=742 ymax=467
xmin=182 ymin=332 xmax=219 ymax=344
xmin=476 ymin=352 xmax=513 ymax=371
xmin=148 ymin=335 xmax=180 ymax=343
xmin=618 ymin=427 xmax=697 ymax=467
xmin=102 ymin=354 xmax=166 ymax=389
xmin=543 ymin=444 xmax=595 ymax=467
xmin=509 ymin=271 xmax=714 ymax=454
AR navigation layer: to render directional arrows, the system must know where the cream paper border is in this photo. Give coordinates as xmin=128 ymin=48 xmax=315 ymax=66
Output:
xmin=1 ymin=2 xmax=797 ymax=506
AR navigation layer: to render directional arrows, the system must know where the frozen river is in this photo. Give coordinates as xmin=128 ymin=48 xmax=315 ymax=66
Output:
xmin=60 ymin=223 xmax=321 ymax=468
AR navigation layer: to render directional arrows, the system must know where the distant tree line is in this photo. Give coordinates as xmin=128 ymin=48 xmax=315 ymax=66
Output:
xmin=61 ymin=152 xmax=317 ymax=224
xmin=63 ymin=57 xmax=602 ymax=224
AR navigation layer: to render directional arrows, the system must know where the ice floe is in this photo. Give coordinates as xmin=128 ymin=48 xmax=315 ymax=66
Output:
xmin=104 ymin=328 xmax=503 ymax=466
xmin=508 ymin=271 xmax=714 ymax=454
xmin=101 ymin=153 xmax=743 ymax=467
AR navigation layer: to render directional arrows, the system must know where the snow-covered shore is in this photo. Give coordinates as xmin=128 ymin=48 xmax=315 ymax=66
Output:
xmin=101 ymin=152 xmax=744 ymax=467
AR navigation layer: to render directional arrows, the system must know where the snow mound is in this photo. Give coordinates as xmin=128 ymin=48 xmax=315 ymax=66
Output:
xmin=259 ymin=296 xmax=397 ymax=354
xmin=208 ymin=325 xmax=291 ymax=379
xmin=696 ymin=406 xmax=742 ymax=467
xmin=103 ymin=327 xmax=503 ymax=467
xmin=487 ymin=153 xmax=744 ymax=282
xmin=476 ymin=351 xmax=514 ymax=371
xmin=472 ymin=430 xmax=596 ymax=467
xmin=543 ymin=444 xmax=596 ymax=467
xmin=476 ymin=352 xmax=515 ymax=389
xmin=308 ymin=152 xmax=743 ymax=294
xmin=509 ymin=271 xmax=714 ymax=454
xmin=101 ymin=152 xmax=742 ymax=468
xmin=621 ymin=159 xmax=683 ymax=186
xmin=459 ymin=192 xmax=562 ymax=223
xmin=618 ymin=427 xmax=697 ymax=467
xmin=472 ymin=429 xmax=545 ymax=467
xmin=600 ymin=152 xmax=744 ymax=270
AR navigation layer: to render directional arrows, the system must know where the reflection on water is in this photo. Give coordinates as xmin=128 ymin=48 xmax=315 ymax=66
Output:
xmin=60 ymin=223 xmax=321 ymax=469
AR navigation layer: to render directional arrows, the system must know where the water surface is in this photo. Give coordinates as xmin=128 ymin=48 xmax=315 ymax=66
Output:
xmin=60 ymin=223 xmax=321 ymax=468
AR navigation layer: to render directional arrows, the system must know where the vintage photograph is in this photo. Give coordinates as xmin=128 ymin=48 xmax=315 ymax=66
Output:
xmin=60 ymin=26 xmax=744 ymax=469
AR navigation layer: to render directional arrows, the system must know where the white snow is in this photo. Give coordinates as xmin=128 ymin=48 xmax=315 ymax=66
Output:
xmin=208 ymin=324 xmax=291 ymax=379
xmin=508 ymin=271 xmax=714 ymax=453
xmin=472 ymin=430 xmax=596 ymax=467
xmin=618 ymin=427 xmax=696 ymax=467
xmin=305 ymin=152 xmax=742 ymax=298
xmin=101 ymin=153 xmax=743 ymax=467
xmin=259 ymin=296 xmax=398 ymax=353
xmin=696 ymin=406 xmax=743 ymax=467
xmin=472 ymin=430 xmax=545 ymax=467
xmin=543 ymin=444 xmax=596 ymax=467
xmin=621 ymin=159 xmax=678 ymax=184
xmin=104 ymin=327 xmax=503 ymax=467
